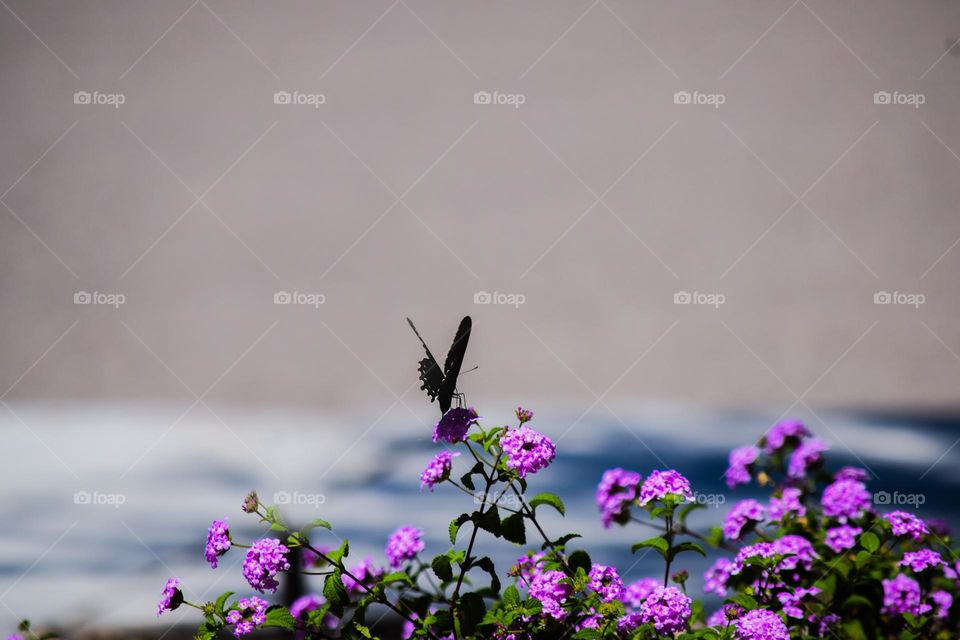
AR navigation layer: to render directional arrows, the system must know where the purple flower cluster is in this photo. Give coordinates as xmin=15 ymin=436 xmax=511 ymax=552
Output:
xmin=932 ymin=591 xmax=953 ymax=618
xmin=899 ymin=549 xmax=945 ymax=572
xmin=637 ymin=469 xmax=693 ymax=506
xmin=821 ymin=478 xmax=871 ymax=521
xmin=343 ymin=558 xmax=383 ymax=595
xmin=420 ymin=451 xmax=459 ymax=491
xmin=834 ymin=466 xmax=869 ymax=482
xmin=772 ymin=535 xmax=818 ymax=571
xmin=595 ymin=468 xmax=640 ymax=528
xmin=763 ymin=420 xmax=810 ymax=453
xmin=824 ymin=525 xmax=861 ymax=553
xmin=723 ymin=499 xmax=766 ymax=540
xmin=726 ymin=445 xmax=759 ymax=489
xmin=433 ymin=407 xmax=478 ymax=443
xmin=205 ymin=518 xmax=231 ymax=569
xmin=638 ymin=586 xmax=691 ymax=635
xmin=704 ymin=557 xmax=733 ymax=596
xmin=733 ymin=609 xmax=790 ymax=640
xmin=499 ymin=426 xmax=556 ymax=478
xmin=587 ymin=564 xmax=623 ymax=602
xmin=515 ymin=406 xmax=534 ymax=424
xmin=777 ymin=587 xmax=820 ymax=618
xmin=884 ymin=511 xmax=929 ymax=541
xmin=242 ymin=538 xmax=291 ymax=593
xmin=156 ymin=578 xmax=182 ymax=617
xmin=769 ymin=487 xmax=805 ymax=520
xmin=385 ymin=526 xmax=425 ymax=568
xmin=882 ymin=574 xmax=929 ymax=616
xmin=622 ymin=577 xmax=659 ymax=608
xmin=225 ymin=597 xmax=268 ymax=637
xmin=787 ymin=437 xmax=827 ymax=478
xmin=528 ymin=570 xmax=571 ymax=620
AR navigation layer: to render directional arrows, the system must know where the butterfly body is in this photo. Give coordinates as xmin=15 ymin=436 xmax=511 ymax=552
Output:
xmin=407 ymin=316 xmax=472 ymax=414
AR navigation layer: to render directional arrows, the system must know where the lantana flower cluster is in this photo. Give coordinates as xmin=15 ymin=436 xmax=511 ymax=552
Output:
xmin=132 ymin=404 xmax=956 ymax=640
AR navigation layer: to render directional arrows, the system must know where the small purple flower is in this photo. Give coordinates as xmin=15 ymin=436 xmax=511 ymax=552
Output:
xmin=290 ymin=594 xmax=323 ymax=619
xmin=777 ymin=587 xmax=820 ymax=618
xmin=639 ymin=586 xmax=692 ymax=635
xmin=884 ymin=511 xmax=929 ymax=541
xmin=343 ymin=558 xmax=383 ymax=595
xmin=882 ymin=574 xmax=930 ymax=616
xmin=787 ymin=437 xmax=828 ymax=478
xmin=723 ymin=499 xmax=766 ymax=540
xmin=528 ymin=570 xmax=571 ymax=620
xmin=824 ymin=525 xmax=862 ymax=553
xmin=386 ymin=526 xmax=425 ymax=568
xmin=932 ymin=590 xmax=953 ymax=618
xmin=205 ymin=518 xmax=231 ymax=569
xmin=225 ymin=597 xmax=268 ymax=637
xmin=763 ymin=420 xmax=810 ymax=454
xmin=731 ymin=542 xmax=776 ymax=575
xmin=596 ymin=468 xmax=641 ymax=528
xmin=704 ymin=557 xmax=733 ymax=596
xmin=511 ymin=551 xmax=545 ymax=587
xmin=726 ymin=445 xmax=759 ymax=489
xmin=899 ymin=549 xmax=945 ymax=573
xmin=817 ymin=613 xmax=840 ymax=635
xmin=515 ymin=406 xmax=534 ymax=424
xmin=769 ymin=487 xmax=805 ymax=520
xmin=587 ymin=564 xmax=623 ymax=602
xmin=433 ymin=407 xmax=479 ymax=443
xmin=420 ymin=451 xmax=459 ymax=491
xmin=617 ymin=611 xmax=644 ymax=633
xmin=156 ymin=577 xmax=183 ymax=617
xmin=637 ymin=469 xmax=693 ymax=506
xmin=733 ymin=609 xmax=790 ymax=640
xmin=499 ymin=427 xmax=556 ymax=478
xmin=243 ymin=538 xmax=291 ymax=593
xmin=821 ymin=479 xmax=871 ymax=521
xmin=622 ymin=577 xmax=659 ymax=609
xmin=834 ymin=466 xmax=869 ymax=482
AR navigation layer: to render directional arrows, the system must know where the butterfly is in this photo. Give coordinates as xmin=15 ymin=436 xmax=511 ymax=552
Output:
xmin=407 ymin=316 xmax=472 ymax=415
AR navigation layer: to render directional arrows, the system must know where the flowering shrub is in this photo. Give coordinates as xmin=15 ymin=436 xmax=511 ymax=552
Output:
xmin=15 ymin=363 xmax=958 ymax=638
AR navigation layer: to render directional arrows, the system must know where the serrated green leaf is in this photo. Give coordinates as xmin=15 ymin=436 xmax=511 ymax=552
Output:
xmin=476 ymin=506 xmax=501 ymax=537
xmin=432 ymin=554 xmax=453 ymax=582
xmin=458 ymin=592 xmax=486 ymax=635
xmin=263 ymin=606 xmax=297 ymax=630
xmin=381 ymin=571 xmax=413 ymax=586
xmin=301 ymin=518 xmax=332 ymax=534
xmin=323 ymin=570 xmax=348 ymax=617
xmin=669 ymin=541 xmax=706 ymax=561
xmin=632 ymin=536 xmax=669 ymax=556
xmin=449 ymin=513 xmax=471 ymax=545
xmin=214 ymin=591 xmax=235 ymax=615
xmin=500 ymin=513 xmax=526 ymax=545
xmin=503 ymin=585 xmax=521 ymax=606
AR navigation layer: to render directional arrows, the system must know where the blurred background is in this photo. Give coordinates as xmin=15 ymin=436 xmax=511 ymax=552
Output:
xmin=2 ymin=0 xmax=960 ymax=636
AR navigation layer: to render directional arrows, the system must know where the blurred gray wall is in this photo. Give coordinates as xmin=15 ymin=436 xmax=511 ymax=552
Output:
xmin=2 ymin=0 xmax=960 ymax=412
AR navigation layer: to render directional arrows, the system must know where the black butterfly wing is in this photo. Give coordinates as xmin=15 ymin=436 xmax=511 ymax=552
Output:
xmin=407 ymin=318 xmax=444 ymax=405
xmin=438 ymin=316 xmax=471 ymax=413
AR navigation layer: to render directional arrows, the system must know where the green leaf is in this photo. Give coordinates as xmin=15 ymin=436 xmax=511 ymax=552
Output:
xmin=855 ymin=550 xmax=872 ymax=569
xmin=196 ymin=620 xmax=222 ymax=640
xmin=432 ymin=554 xmax=454 ymax=582
xmin=263 ymin=606 xmax=297 ymax=630
xmin=568 ymin=549 xmax=592 ymax=574
xmin=323 ymin=571 xmax=348 ymax=617
xmin=669 ymin=541 xmax=706 ymax=561
xmin=477 ymin=506 xmax=502 ymax=537
xmin=381 ymin=571 xmax=413 ymax=586
xmin=860 ymin=531 xmax=880 ymax=553
xmin=449 ymin=513 xmax=471 ymax=545
xmin=503 ymin=585 xmax=521 ymax=606
xmin=474 ymin=556 xmax=501 ymax=593
xmin=500 ymin=513 xmax=526 ymax=545
xmin=726 ymin=594 xmax=758 ymax=610
xmin=458 ymin=592 xmax=486 ymax=635
xmin=326 ymin=539 xmax=349 ymax=563
xmin=632 ymin=536 xmax=669 ymax=557
xmin=529 ymin=492 xmax=565 ymax=516
xmin=214 ymin=591 xmax=235 ymax=615
xmin=301 ymin=518 xmax=332 ymax=534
